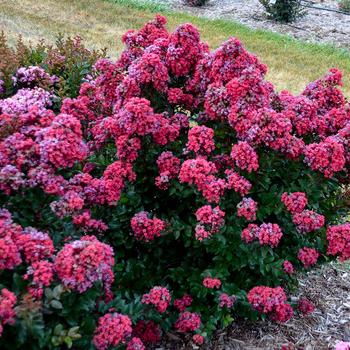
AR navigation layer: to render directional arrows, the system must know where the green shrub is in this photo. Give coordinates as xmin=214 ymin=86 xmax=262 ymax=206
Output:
xmin=339 ymin=0 xmax=350 ymax=12
xmin=259 ymin=0 xmax=305 ymax=22
xmin=185 ymin=0 xmax=209 ymax=7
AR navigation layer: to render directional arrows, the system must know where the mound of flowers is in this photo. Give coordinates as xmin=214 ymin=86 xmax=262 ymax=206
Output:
xmin=0 ymin=15 xmax=349 ymax=349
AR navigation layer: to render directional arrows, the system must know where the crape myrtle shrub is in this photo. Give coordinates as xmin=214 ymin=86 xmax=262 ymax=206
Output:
xmin=0 ymin=15 xmax=349 ymax=349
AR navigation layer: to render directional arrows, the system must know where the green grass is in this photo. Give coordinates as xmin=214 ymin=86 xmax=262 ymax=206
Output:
xmin=0 ymin=0 xmax=350 ymax=95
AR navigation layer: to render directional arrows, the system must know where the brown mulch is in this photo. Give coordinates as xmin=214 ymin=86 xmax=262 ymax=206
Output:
xmin=160 ymin=262 xmax=350 ymax=350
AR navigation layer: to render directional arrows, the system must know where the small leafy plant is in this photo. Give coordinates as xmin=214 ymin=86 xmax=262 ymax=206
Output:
xmin=259 ymin=0 xmax=306 ymax=22
xmin=339 ymin=0 xmax=350 ymax=12
xmin=185 ymin=0 xmax=209 ymax=7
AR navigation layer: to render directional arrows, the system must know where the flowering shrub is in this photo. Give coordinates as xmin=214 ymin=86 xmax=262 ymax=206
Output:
xmin=0 ymin=15 xmax=349 ymax=349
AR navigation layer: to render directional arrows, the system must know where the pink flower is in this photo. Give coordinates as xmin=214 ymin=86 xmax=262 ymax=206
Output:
xmin=230 ymin=141 xmax=259 ymax=173
xmin=283 ymin=260 xmax=294 ymax=275
xmin=237 ymin=197 xmax=257 ymax=221
xmin=174 ymin=294 xmax=192 ymax=312
xmin=242 ymin=223 xmax=283 ymax=248
xmin=54 ymin=235 xmax=114 ymax=293
xmin=335 ymin=342 xmax=350 ymax=350
xmin=0 ymin=288 xmax=16 ymax=336
xmin=175 ymin=312 xmax=201 ymax=332
xmin=292 ymin=210 xmax=325 ymax=233
xmin=187 ymin=126 xmax=215 ymax=155
xmin=93 ymin=313 xmax=132 ymax=350
xmin=219 ymin=293 xmax=236 ymax=308
xmin=281 ymin=192 xmax=308 ymax=214
xmin=326 ymin=223 xmax=350 ymax=261
xmin=297 ymin=297 xmax=315 ymax=316
xmin=247 ymin=286 xmax=293 ymax=323
xmin=193 ymin=334 xmax=204 ymax=345
xmin=127 ymin=337 xmax=145 ymax=350
xmin=131 ymin=211 xmax=166 ymax=242
xmin=203 ymin=277 xmax=221 ymax=289
xmin=298 ymin=247 xmax=319 ymax=268
xmin=141 ymin=286 xmax=171 ymax=313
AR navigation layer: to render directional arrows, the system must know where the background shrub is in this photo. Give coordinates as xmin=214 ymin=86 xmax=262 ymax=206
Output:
xmin=259 ymin=0 xmax=305 ymax=22
xmin=339 ymin=0 xmax=350 ymax=12
xmin=0 ymin=15 xmax=349 ymax=349
xmin=0 ymin=33 xmax=106 ymax=103
xmin=184 ymin=0 xmax=209 ymax=6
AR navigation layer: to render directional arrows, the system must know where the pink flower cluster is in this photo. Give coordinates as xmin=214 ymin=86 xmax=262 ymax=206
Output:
xmin=283 ymin=260 xmax=294 ymax=275
xmin=297 ymin=297 xmax=315 ymax=316
xmin=281 ymin=192 xmax=308 ymax=214
xmin=195 ymin=205 xmax=225 ymax=241
xmin=292 ymin=210 xmax=325 ymax=233
xmin=179 ymin=158 xmax=226 ymax=203
xmin=219 ymin=293 xmax=236 ymax=309
xmin=326 ymin=223 xmax=350 ymax=261
xmin=187 ymin=126 xmax=215 ymax=155
xmin=133 ymin=320 xmax=161 ymax=345
xmin=202 ymin=277 xmax=221 ymax=289
xmin=24 ymin=260 xmax=54 ymax=298
xmin=247 ymin=286 xmax=293 ymax=322
xmin=127 ymin=337 xmax=145 ymax=350
xmin=298 ymin=247 xmax=319 ymax=268
xmin=13 ymin=66 xmax=57 ymax=88
xmin=230 ymin=141 xmax=259 ymax=173
xmin=155 ymin=151 xmax=180 ymax=190
xmin=131 ymin=211 xmax=166 ymax=242
xmin=54 ymin=235 xmax=114 ymax=293
xmin=237 ymin=197 xmax=257 ymax=221
xmin=242 ymin=223 xmax=283 ymax=248
xmin=93 ymin=313 xmax=132 ymax=350
xmin=175 ymin=312 xmax=201 ymax=332
xmin=0 ymin=289 xmax=17 ymax=337
xmin=141 ymin=286 xmax=171 ymax=313
xmin=174 ymin=294 xmax=193 ymax=312
xmin=304 ymin=137 xmax=346 ymax=178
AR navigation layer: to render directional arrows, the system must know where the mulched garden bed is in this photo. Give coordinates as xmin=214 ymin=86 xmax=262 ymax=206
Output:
xmin=159 ymin=262 xmax=350 ymax=349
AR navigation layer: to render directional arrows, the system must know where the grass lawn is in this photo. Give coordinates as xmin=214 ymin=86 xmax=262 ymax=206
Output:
xmin=1 ymin=0 xmax=350 ymax=96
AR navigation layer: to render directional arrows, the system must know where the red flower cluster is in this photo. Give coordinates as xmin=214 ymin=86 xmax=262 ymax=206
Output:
xmin=297 ymin=297 xmax=315 ymax=316
xmin=126 ymin=337 xmax=145 ymax=350
xmin=0 ymin=289 xmax=16 ymax=337
xmin=304 ymin=137 xmax=346 ymax=178
xmin=195 ymin=205 xmax=225 ymax=241
xmin=155 ymin=151 xmax=180 ymax=190
xmin=298 ymin=247 xmax=319 ymax=268
xmin=54 ymin=235 xmax=114 ymax=293
xmin=219 ymin=293 xmax=236 ymax=309
xmin=230 ymin=141 xmax=259 ymax=173
xmin=131 ymin=211 xmax=166 ymax=242
xmin=326 ymin=223 xmax=350 ymax=261
xmin=202 ymin=277 xmax=221 ymax=289
xmin=292 ymin=210 xmax=325 ymax=233
xmin=179 ymin=158 xmax=226 ymax=203
xmin=237 ymin=197 xmax=257 ymax=221
xmin=133 ymin=320 xmax=161 ymax=345
xmin=0 ymin=209 xmax=22 ymax=270
xmin=141 ymin=286 xmax=171 ymax=313
xmin=187 ymin=126 xmax=215 ymax=155
xmin=174 ymin=294 xmax=193 ymax=312
xmin=283 ymin=260 xmax=294 ymax=275
xmin=93 ymin=313 xmax=132 ymax=350
xmin=24 ymin=260 xmax=54 ymax=298
xmin=242 ymin=223 xmax=283 ymax=248
xmin=247 ymin=286 xmax=293 ymax=322
xmin=281 ymin=192 xmax=308 ymax=214
xmin=175 ymin=312 xmax=201 ymax=332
